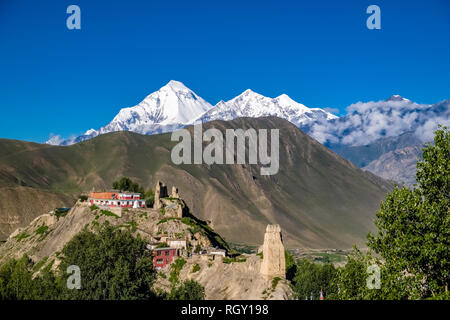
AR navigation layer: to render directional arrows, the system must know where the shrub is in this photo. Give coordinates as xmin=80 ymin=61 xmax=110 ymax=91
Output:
xmin=15 ymin=232 xmax=29 ymax=242
xmin=35 ymin=224 xmax=50 ymax=241
xmin=167 ymin=279 xmax=205 ymax=300
xmin=272 ymin=277 xmax=281 ymax=289
xmin=191 ymin=264 xmax=200 ymax=273
xmin=169 ymin=258 xmax=186 ymax=284
xmin=100 ymin=210 xmax=119 ymax=219
xmin=223 ymin=257 xmax=246 ymax=264
xmin=32 ymin=257 xmax=48 ymax=272
xmin=156 ymin=242 xmax=169 ymax=248
xmin=285 ymin=250 xmax=297 ymax=281
xmin=55 ymin=207 xmax=70 ymax=218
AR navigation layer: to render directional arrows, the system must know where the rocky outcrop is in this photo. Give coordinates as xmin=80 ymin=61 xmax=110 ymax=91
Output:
xmin=0 ymin=199 xmax=212 ymax=267
xmin=260 ymin=224 xmax=285 ymax=278
xmin=155 ymin=254 xmax=293 ymax=300
xmin=363 ymin=145 xmax=422 ymax=186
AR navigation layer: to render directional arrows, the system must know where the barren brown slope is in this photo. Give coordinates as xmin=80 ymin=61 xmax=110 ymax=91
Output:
xmin=0 ymin=117 xmax=392 ymax=248
xmin=0 ymin=186 xmax=74 ymax=240
xmin=0 ymin=140 xmax=74 ymax=239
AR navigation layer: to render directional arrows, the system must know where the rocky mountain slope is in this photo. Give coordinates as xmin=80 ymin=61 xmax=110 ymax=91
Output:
xmin=330 ymin=131 xmax=424 ymax=185
xmin=0 ymin=117 xmax=392 ymax=248
xmin=0 ymin=186 xmax=73 ymax=240
xmin=363 ymin=145 xmax=423 ymax=186
xmin=307 ymin=97 xmax=449 ymax=185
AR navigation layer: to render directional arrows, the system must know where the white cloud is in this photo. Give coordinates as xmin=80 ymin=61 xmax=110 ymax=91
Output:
xmin=308 ymin=98 xmax=449 ymax=146
xmin=324 ymin=107 xmax=339 ymax=115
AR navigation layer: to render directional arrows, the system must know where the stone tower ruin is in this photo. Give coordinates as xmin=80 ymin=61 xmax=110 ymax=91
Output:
xmin=154 ymin=180 xmax=168 ymax=209
xmin=260 ymin=224 xmax=286 ymax=278
xmin=171 ymin=186 xmax=179 ymax=199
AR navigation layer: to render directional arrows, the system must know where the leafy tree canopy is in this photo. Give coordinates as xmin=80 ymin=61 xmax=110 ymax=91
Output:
xmin=112 ymin=177 xmax=145 ymax=195
xmin=59 ymin=223 xmax=157 ymax=300
xmin=292 ymin=258 xmax=337 ymax=300
xmin=167 ymin=279 xmax=205 ymax=300
xmin=367 ymin=125 xmax=449 ymax=298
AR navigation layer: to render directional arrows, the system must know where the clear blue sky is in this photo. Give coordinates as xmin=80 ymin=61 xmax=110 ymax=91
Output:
xmin=0 ymin=0 xmax=449 ymax=142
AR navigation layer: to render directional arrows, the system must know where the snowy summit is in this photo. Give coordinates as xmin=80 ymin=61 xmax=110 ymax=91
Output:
xmin=48 ymin=80 xmax=337 ymax=145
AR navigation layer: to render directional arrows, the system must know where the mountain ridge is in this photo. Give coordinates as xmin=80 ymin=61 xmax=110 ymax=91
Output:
xmin=3 ymin=116 xmax=393 ymax=248
xmin=48 ymin=81 xmax=337 ymax=146
xmin=43 ymin=81 xmax=448 ymax=186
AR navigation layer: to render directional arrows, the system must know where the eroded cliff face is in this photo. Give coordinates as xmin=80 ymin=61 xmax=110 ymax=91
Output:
xmin=155 ymin=254 xmax=293 ymax=300
xmin=154 ymin=223 xmax=293 ymax=300
xmin=260 ymin=224 xmax=286 ymax=278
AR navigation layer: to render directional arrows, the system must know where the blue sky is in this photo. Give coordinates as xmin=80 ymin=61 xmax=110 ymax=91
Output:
xmin=0 ymin=0 xmax=449 ymax=143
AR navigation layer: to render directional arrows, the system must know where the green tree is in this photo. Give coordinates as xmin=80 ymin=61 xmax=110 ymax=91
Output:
xmin=0 ymin=255 xmax=63 ymax=300
xmin=285 ymin=250 xmax=297 ymax=281
xmin=292 ymin=259 xmax=337 ymax=300
xmin=144 ymin=189 xmax=155 ymax=207
xmin=112 ymin=177 xmax=145 ymax=195
xmin=0 ymin=255 xmax=35 ymax=300
xmin=367 ymin=126 xmax=449 ymax=298
xmin=59 ymin=224 xmax=157 ymax=300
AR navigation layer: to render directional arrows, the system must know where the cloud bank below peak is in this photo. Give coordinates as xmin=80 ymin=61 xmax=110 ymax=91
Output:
xmin=307 ymin=97 xmax=450 ymax=147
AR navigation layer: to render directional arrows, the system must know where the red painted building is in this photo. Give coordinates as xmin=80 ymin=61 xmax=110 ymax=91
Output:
xmin=152 ymin=247 xmax=178 ymax=270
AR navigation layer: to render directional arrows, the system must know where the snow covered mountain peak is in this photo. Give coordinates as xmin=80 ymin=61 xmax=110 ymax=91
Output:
xmin=48 ymin=81 xmax=338 ymax=145
xmin=230 ymin=89 xmax=265 ymax=102
xmin=109 ymin=80 xmax=212 ymax=129
xmin=274 ymin=94 xmax=310 ymax=112
xmin=199 ymin=89 xmax=337 ymax=126
xmin=386 ymin=94 xmax=410 ymax=102
xmin=164 ymin=80 xmax=190 ymax=91
xmin=50 ymin=80 xmax=213 ymax=145
xmin=84 ymin=128 xmax=97 ymax=135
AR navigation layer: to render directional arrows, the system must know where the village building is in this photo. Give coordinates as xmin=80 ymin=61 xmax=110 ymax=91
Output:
xmin=152 ymin=247 xmax=178 ymax=270
xmin=88 ymin=191 xmax=146 ymax=208
xmin=207 ymin=247 xmax=226 ymax=257
xmin=167 ymin=238 xmax=187 ymax=250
